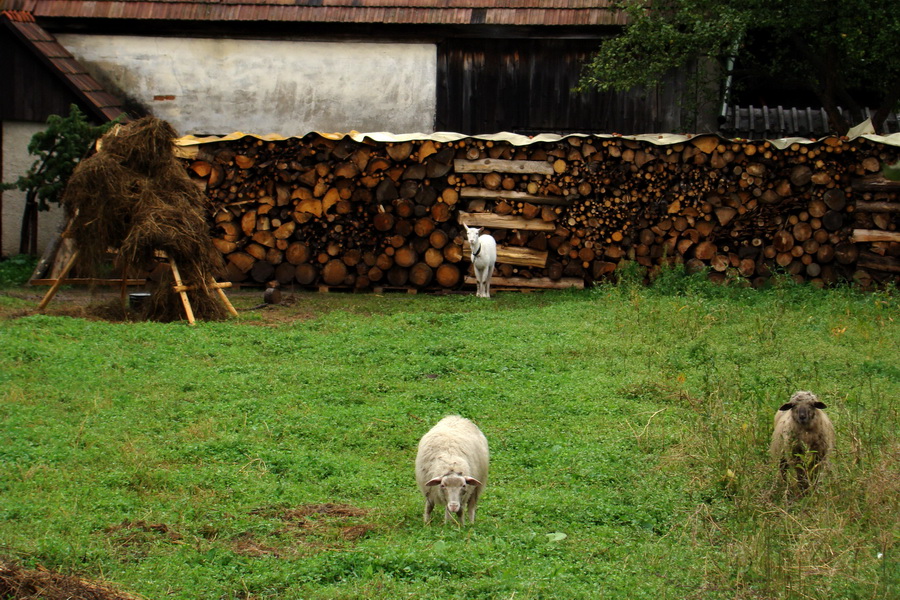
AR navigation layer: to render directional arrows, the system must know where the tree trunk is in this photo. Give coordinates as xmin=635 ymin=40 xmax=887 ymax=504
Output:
xmin=19 ymin=195 xmax=39 ymax=255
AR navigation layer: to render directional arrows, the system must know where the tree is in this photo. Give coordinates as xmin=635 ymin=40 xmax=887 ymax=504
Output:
xmin=2 ymin=105 xmax=118 ymax=255
xmin=578 ymin=0 xmax=900 ymax=136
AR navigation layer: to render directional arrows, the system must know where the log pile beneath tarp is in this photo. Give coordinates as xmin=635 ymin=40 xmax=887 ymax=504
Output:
xmin=177 ymin=132 xmax=900 ymax=291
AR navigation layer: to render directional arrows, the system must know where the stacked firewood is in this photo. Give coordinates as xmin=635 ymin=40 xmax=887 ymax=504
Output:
xmin=179 ymin=131 xmax=899 ymax=291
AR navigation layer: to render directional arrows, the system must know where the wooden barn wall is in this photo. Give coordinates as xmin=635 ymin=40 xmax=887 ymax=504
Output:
xmin=0 ymin=33 xmax=81 ymax=122
xmin=436 ymin=39 xmax=708 ymax=136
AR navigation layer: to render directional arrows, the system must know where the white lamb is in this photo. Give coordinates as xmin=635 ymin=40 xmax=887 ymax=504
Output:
xmin=463 ymin=224 xmax=497 ymax=298
xmin=415 ymin=415 xmax=489 ymax=525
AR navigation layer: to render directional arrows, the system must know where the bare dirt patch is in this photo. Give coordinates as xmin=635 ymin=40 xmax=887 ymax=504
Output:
xmin=105 ymin=520 xmax=183 ymax=545
xmin=0 ymin=287 xmax=321 ymax=325
xmin=281 ymin=503 xmax=375 ymax=546
xmin=103 ymin=520 xmax=184 ymax=561
xmin=248 ymin=503 xmax=375 ymax=552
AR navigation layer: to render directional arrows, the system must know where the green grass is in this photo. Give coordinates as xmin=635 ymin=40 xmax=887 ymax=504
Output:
xmin=0 ymin=270 xmax=898 ymax=599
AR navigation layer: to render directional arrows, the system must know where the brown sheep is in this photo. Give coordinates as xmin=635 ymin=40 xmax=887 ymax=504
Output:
xmin=769 ymin=390 xmax=835 ymax=491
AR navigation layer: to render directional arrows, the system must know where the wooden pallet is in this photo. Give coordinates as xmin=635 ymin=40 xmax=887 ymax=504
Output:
xmin=372 ymin=286 xmax=418 ymax=294
xmin=464 ymin=275 xmax=584 ymax=290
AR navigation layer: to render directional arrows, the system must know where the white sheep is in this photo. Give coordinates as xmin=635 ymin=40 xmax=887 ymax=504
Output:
xmin=463 ymin=224 xmax=497 ymax=298
xmin=769 ymin=390 xmax=835 ymax=491
xmin=415 ymin=415 xmax=489 ymax=525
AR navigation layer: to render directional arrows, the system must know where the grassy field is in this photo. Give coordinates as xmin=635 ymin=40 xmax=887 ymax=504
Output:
xmin=0 ymin=261 xmax=898 ymax=599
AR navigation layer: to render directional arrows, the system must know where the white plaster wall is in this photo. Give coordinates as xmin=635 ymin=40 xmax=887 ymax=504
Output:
xmin=57 ymin=35 xmax=437 ymax=137
xmin=2 ymin=121 xmax=65 ymax=257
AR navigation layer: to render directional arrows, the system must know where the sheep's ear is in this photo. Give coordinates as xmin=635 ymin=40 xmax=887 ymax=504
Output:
xmin=814 ymin=401 xmax=827 ymax=409
xmin=425 ymin=477 xmax=443 ymax=487
xmin=778 ymin=403 xmax=794 ymax=411
xmin=477 ymin=227 xmax=484 ymax=235
xmin=464 ymin=477 xmax=483 ymax=486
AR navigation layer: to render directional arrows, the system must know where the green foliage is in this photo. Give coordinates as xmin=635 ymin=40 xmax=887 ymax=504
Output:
xmin=578 ymin=0 xmax=746 ymax=94
xmin=0 ymin=255 xmax=37 ymax=287
xmin=579 ymin=0 xmax=900 ymax=134
xmin=0 ymin=285 xmax=897 ymax=599
xmin=884 ymin=159 xmax=900 ymax=181
xmin=1 ymin=104 xmax=118 ymax=211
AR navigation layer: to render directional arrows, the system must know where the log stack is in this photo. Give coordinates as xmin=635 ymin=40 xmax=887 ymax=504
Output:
xmin=177 ymin=131 xmax=900 ymax=291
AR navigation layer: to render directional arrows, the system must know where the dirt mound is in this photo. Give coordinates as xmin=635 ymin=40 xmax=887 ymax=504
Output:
xmin=0 ymin=561 xmax=145 ymax=600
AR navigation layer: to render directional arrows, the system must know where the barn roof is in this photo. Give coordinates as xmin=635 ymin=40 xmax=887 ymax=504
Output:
xmin=1 ymin=9 xmax=129 ymax=122
xmin=4 ymin=1 xmax=628 ymax=27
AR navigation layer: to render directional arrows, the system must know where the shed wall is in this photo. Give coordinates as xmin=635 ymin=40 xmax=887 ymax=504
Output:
xmin=2 ymin=121 xmax=65 ymax=257
xmin=56 ymin=35 xmax=438 ymax=136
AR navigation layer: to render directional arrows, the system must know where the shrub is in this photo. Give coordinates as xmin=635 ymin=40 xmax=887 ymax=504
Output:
xmin=0 ymin=255 xmax=37 ymax=287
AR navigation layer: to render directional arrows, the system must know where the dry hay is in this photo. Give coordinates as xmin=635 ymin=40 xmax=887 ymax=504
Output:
xmin=230 ymin=533 xmax=281 ymax=558
xmin=285 ymin=503 xmax=369 ymax=520
xmin=105 ymin=520 xmax=183 ymax=546
xmin=247 ymin=503 xmax=374 ymax=549
xmin=62 ymin=116 xmax=227 ymax=322
xmin=0 ymin=561 xmax=145 ymax=600
xmin=280 ymin=503 xmax=374 ymax=544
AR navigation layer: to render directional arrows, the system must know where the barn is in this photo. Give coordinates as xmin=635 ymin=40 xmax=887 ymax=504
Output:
xmin=2 ymin=0 xmax=725 ymax=256
xmin=2 ymin=1 xmax=898 ymax=292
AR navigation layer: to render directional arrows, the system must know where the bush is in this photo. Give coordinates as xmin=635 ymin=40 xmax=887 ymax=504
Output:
xmin=0 ymin=255 xmax=37 ymax=287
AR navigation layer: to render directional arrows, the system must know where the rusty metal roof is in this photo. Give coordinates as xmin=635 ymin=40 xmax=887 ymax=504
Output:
xmin=2 ymin=9 xmax=129 ymax=122
xmin=9 ymin=1 xmax=628 ymax=26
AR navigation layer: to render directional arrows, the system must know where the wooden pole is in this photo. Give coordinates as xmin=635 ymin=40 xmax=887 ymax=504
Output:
xmin=165 ymin=254 xmax=196 ymax=325
xmin=119 ymin=264 xmax=130 ymax=309
xmin=216 ymin=285 xmax=239 ymax=317
xmin=38 ymin=250 xmax=78 ymax=310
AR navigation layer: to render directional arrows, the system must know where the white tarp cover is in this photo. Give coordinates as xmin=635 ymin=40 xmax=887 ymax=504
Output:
xmin=174 ymin=120 xmax=900 ymax=151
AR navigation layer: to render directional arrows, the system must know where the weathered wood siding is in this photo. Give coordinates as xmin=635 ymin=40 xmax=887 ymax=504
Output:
xmin=0 ymin=33 xmax=82 ymax=122
xmin=437 ymin=39 xmax=713 ymax=136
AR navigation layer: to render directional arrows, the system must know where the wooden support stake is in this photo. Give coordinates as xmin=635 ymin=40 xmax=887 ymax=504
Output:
xmin=38 ymin=250 xmax=79 ymax=310
xmin=217 ymin=286 xmax=239 ymax=317
xmin=172 ymin=281 xmax=233 ymax=293
xmin=120 ymin=264 xmax=130 ymax=309
xmin=458 ymin=211 xmax=556 ymax=231
xmin=459 ymin=188 xmax=572 ymax=206
xmin=31 ymin=277 xmax=147 ymax=286
xmin=850 ymin=229 xmax=900 ymax=243
xmin=167 ymin=256 xmax=237 ymax=320
xmin=854 ymin=201 xmax=900 ymax=213
xmin=165 ymin=254 xmax=196 ymax=325
xmin=172 ymin=280 xmax=239 ymax=317
xmin=454 ymin=158 xmax=555 ymax=175
xmin=464 ymin=275 xmax=584 ymax=290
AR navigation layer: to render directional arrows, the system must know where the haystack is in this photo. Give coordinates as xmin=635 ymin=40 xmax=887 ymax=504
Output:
xmin=61 ymin=116 xmax=227 ymax=321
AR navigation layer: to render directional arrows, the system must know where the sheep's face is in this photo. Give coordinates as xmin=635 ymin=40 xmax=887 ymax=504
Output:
xmin=780 ymin=391 xmax=827 ymax=429
xmin=425 ymin=473 xmax=482 ymax=514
